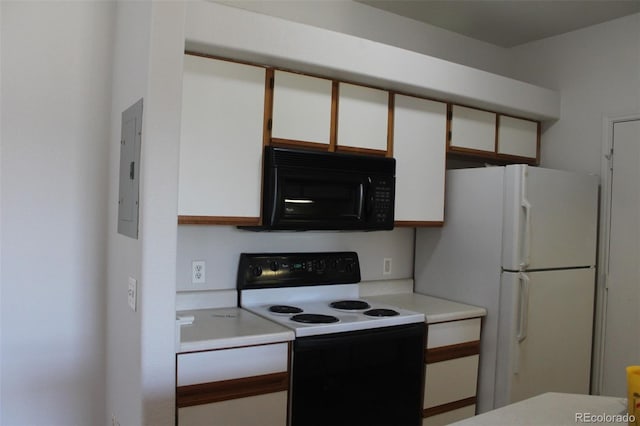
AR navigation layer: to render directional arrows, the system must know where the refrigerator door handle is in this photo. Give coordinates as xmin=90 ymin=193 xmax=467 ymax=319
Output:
xmin=520 ymin=167 xmax=532 ymax=270
xmin=517 ymin=272 xmax=530 ymax=343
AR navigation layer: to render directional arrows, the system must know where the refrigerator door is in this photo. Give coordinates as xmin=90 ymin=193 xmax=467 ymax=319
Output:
xmin=502 ymin=165 xmax=599 ymax=271
xmin=495 ymin=269 xmax=595 ymax=408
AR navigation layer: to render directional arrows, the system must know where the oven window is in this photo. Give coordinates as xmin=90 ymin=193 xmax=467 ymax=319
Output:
xmin=281 ymin=179 xmax=363 ymax=220
xmin=291 ymin=323 xmax=425 ymax=426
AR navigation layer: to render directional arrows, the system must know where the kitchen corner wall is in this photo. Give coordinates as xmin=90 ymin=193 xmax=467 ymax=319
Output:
xmin=176 ymin=226 xmax=415 ymax=293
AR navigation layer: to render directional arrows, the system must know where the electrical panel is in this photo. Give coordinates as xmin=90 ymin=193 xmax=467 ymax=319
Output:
xmin=117 ymin=98 xmax=143 ymax=239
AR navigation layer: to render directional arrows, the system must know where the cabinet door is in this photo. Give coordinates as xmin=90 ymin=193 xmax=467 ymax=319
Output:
xmin=337 ymin=82 xmax=389 ymax=153
xmin=449 ymin=105 xmax=496 ymax=153
xmin=393 ymin=95 xmax=447 ymax=224
xmin=271 ymin=70 xmax=333 ymax=146
xmin=497 ymin=115 xmax=539 ymax=160
xmin=178 ymin=391 xmax=287 ymax=426
xmin=424 ymin=355 xmax=479 ymax=410
xmin=178 ymin=55 xmax=265 ymax=223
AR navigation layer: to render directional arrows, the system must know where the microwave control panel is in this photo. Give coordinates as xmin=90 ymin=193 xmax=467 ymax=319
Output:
xmin=369 ymin=177 xmax=395 ymax=226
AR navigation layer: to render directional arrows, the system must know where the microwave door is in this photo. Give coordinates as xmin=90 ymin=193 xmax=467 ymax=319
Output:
xmin=275 ymin=173 xmax=365 ymax=228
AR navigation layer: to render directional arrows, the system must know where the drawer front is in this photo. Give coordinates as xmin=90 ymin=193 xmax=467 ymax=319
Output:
xmin=177 ymin=343 xmax=288 ymax=386
xmin=424 ymin=355 xmax=479 ymax=409
xmin=422 ymin=405 xmax=476 ymax=426
xmin=178 ymin=391 xmax=287 ymax=426
xmin=427 ymin=318 xmax=481 ymax=349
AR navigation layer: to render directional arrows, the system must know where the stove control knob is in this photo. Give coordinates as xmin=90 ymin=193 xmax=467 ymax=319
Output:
xmin=252 ymin=266 xmax=263 ymax=277
xmin=269 ymin=261 xmax=279 ymax=272
xmin=316 ymin=259 xmax=326 ymax=272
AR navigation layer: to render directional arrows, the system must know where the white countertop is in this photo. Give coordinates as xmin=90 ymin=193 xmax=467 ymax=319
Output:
xmin=176 ymin=307 xmax=294 ymax=353
xmin=364 ymin=292 xmax=486 ymax=324
xmin=451 ymin=392 xmax=629 ymax=426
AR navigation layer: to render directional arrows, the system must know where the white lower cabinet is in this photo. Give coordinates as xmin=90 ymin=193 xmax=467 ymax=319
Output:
xmin=178 ymin=391 xmax=287 ymax=426
xmin=176 ymin=343 xmax=289 ymax=426
xmin=423 ymin=318 xmax=482 ymax=424
xmin=422 ymin=405 xmax=476 ymax=426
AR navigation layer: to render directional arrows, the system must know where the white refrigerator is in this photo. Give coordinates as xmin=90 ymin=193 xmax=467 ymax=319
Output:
xmin=415 ymin=165 xmax=598 ymax=413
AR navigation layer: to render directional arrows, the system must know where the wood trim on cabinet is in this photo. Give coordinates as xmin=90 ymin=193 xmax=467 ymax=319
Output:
xmin=446 ymin=103 xmax=453 ymax=151
xmin=329 ymin=81 xmax=339 ymax=152
xmin=270 ymin=138 xmax=331 ymax=151
xmin=395 ymin=220 xmax=444 ymax=228
xmin=335 ymin=145 xmax=387 ymax=156
xmin=386 ymin=93 xmax=395 ymax=157
xmin=263 ymin=68 xmax=275 ymax=147
xmin=494 ymin=113 xmax=500 ymax=153
xmin=425 ymin=340 xmax=481 ymax=364
xmin=178 ymin=216 xmax=260 ymax=226
xmin=423 ymin=396 xmax=477 ymax=418
xmin=176 ymin=372 xmax=289 ymax=408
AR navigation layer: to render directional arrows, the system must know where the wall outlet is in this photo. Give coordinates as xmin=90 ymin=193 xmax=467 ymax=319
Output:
xmin=128 ymin=277 xmax=137 ymax=312
xmin=192 ymin=260 xmax=206 ymax=284
xmin=383 ymin=258 xmax=392 ymax=275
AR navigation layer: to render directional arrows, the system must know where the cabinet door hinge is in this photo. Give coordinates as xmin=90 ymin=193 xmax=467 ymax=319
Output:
xmin=267 ymin=118 xmax=273 ymax=131
xmin=447 ymin=130 xmax=452 ymax=141
xmin=447 ymin=110 xmax=453 ymax=121
xmin=270 ymin=77 xmax=274 ymax=89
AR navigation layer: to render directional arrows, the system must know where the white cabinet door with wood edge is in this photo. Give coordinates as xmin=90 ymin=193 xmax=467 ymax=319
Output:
xmin=176 ymin=343 xmax=289 ymax=426
xmin=393 ymin=94 xmax=447 ymax=224
xmin=336 ymin=82 xmax=389 ymax=153
xmin=178 ymin=54 xmax=265 ymax=224
xmin=497 ymin=115 xmax=539 ymax=161
xmin=422 ymin=318 xmax=482 ymax=425
xmin=271 ymin=70 xmax=333 ymax=147
xmin=449 ymin=105 xmax=496 ymax=154
xmin=178 ymin=391 xmax=287 ymax=426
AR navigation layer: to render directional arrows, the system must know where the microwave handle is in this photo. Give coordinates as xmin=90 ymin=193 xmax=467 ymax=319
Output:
xmin=363 ymin=178 xmax=374 ymax=218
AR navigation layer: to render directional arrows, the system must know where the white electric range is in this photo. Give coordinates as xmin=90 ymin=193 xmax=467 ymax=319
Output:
xmin=237 ymin=251 xmax=426 ymax=426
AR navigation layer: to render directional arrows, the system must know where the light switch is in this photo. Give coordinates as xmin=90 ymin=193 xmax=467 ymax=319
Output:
xmin=128 ymin=277 xmax=137 ymax=312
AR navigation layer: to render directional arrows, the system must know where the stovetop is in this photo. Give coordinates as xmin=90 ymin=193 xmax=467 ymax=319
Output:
xmin=237 ymin=252 xmax=425 ymax=337
xmin=242 ymin=294 xmax=425 ymax=337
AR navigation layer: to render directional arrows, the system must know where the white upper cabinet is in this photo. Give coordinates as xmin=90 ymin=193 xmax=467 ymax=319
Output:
xmin=393 ymin=94 xmax=447 ymax=224
xmin=497 ymin=115 xmax=539 ymax=160
xmin=271 ymin=70 xmax=333 ymax=146
xmin=337 ymin=83 xmax=389 ymax=152
xmin=449 ymin=105 xmax=497 ymax=153
xmin=178 ymin=54 xmax=265 ymax=222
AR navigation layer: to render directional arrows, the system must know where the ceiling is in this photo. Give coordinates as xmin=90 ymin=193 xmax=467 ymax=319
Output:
xmin=356 ymin=0 xmax=640 ymax=47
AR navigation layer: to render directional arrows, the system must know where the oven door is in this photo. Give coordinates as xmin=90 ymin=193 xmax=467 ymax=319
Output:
xmin=291 ymin=322 xmax=425 ymax=426
xmin=267 ymin=168 xmax=368 ymax=230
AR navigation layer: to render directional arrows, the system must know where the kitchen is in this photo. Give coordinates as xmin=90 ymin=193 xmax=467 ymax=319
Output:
xmin=1 ymin=1 xmax=639 ymax=426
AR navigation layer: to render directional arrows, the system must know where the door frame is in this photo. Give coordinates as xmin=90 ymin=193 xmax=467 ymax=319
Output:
xmin=592 ymin=113 xmax=640 ymax=394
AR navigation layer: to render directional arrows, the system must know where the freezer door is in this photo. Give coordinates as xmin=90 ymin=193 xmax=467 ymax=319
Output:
xmin=495 ymin=269 xmax=595 ymax=408
xmin=502 ymin=165 xmax=599 ymax=270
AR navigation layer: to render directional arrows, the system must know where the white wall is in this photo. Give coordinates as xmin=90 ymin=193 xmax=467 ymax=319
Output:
xmin=106 ymin=2 xmax=184 ymax=425
xmin=508 ymin=13 xmax=640 ymax=175
xmin=106 ymin=2 xmax=150 ymax=424
xmin=217 ymin=0 xmax=512 ymax=77
xmin=176 ymin=227 xmax=415 ymax=294
xmin=0 ymin=2 xmax=114 ymax=425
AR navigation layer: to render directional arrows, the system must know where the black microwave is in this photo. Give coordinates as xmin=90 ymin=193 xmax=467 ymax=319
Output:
xmin=250 ymin=146 xmax=395 ymax=231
